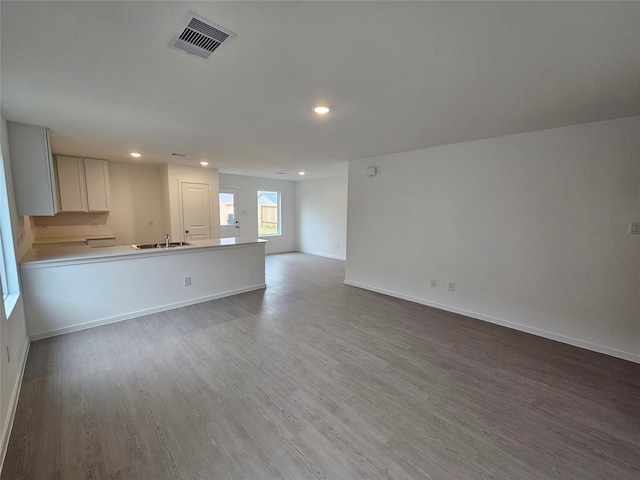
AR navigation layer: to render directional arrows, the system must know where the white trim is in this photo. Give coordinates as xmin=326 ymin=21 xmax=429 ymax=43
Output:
xmin=0 ymin=337 xmax=30 ymax=470
xmin=344 ymin=279 xmax=640 ymax=364
xmin=29 ymin=284 xmax=266 ymax=341
xmin=297 ymin=249 xmax=345 ymax=261
xmin=2 ymin=293 xmax=19 ymax=319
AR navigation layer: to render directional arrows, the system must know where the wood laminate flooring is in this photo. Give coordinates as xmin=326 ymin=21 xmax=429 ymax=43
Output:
xmin=2 ymin=253 xmax=639 ymax=479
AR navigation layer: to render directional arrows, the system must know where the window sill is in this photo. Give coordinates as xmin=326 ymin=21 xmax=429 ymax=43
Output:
xmin=259 ymin=234 xmax=281 ymax=238
xmin=3 ymin=293 xmax=19 ymax=318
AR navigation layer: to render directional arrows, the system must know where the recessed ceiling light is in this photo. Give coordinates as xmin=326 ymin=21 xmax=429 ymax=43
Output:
xmin=313 ymin=105 xmax=331 ymax=115
xmin=200 ymin=161 xmax=209 ymax=166
xmin=130 ymin=152 xmax=141 ymax=158
xmin=298 ymin=171 xmax=306 ymax=176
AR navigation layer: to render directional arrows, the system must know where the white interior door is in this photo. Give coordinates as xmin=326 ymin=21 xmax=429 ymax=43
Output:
xmin=181 ymin=182 xmax=211 ymax=241
xmin=219 ymin=187 xmax=240 ymax=238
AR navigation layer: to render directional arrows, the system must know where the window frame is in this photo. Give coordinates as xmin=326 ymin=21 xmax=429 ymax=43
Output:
xmin=0 ymin=234 xmax=8 ymax=302
xmin=257 ymin=190 xmax=281 ymax=237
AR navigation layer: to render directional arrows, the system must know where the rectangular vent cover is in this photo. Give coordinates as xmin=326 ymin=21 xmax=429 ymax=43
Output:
xmin=169 ymin=11 xmax=236 ymax=59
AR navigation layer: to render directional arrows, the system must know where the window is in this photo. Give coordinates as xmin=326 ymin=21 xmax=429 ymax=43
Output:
xmin=0 ymin=144 xmax=20 ymax=315
xmin=0 ymin=235 xmax=8 ymax=302
xmin=257 ymin=190 xmax=280 ymax=236
xmin=219 ymin=192 xmax=235 ymax=227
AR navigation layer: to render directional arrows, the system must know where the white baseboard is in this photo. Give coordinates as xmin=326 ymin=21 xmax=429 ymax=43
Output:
xmin=296 ymin=249 xmax=346 ymax=261
xmin=344 ymin=279 xmax=639 ymax=364
xmin=265 ymin=248 xmax=296 ymax=255
xmin=0 ymin=336 xmax=30 ymax=470
xmin=29 ymin=284 xmax=266 ymax=341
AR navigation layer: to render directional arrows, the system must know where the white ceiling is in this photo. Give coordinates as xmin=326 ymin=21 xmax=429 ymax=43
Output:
xmin=2 ymin=1 xmax=639 ymax=180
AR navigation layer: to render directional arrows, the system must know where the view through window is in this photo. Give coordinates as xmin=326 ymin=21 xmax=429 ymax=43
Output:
xmin=257 ymin=190 xmax=280 ymax=236
xmin=0 ymin=144 xmax=20 ymax=313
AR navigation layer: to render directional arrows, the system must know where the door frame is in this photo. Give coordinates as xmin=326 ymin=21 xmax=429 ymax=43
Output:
xmin=219 ymin=185 xmax=240 ymax=238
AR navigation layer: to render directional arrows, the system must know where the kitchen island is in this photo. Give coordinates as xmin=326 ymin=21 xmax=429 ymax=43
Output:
xmin=20 ymin=237 xmax=267 ymax=339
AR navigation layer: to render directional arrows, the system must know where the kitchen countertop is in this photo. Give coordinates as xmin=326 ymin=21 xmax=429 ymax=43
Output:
xmin=20 ymin=237 xmax=267 ymax=268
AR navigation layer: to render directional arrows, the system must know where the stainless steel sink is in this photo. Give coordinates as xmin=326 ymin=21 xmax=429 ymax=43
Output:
xmin=131 ymin=243 xmax=162 ymax=249
xmin=130 ymin=242 xmax=191 ymax=250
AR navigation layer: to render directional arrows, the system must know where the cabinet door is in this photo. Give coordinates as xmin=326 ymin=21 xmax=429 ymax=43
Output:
xmin=7 ymin=123 xmax=57 ymax=216
xmin=56 ymin=156 xmax=87 ymax=212
xmin=84 ymin=159 xmax=111 ymax=212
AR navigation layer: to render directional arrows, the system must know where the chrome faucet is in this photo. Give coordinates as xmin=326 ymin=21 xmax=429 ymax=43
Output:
xmin=165 ymin=233 xmax=170 ymax=248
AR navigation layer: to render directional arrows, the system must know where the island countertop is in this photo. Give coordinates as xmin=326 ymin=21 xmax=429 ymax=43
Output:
xmin=20 ymin=237 xmax=267 ymax=268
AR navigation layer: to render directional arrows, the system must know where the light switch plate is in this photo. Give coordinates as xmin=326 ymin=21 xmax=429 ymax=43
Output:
xmin=628 ymin=222 xmax=640 ymax=234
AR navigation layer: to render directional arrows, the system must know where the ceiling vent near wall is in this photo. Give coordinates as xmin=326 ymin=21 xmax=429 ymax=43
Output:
xmin=169 ymin=11 xmax=236 ymax=60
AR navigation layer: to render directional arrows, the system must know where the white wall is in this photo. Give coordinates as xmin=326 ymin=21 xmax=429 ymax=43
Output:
xmin=0 ymin=116 xmax=30 ymax=466
xmin=107 ymin=162 xmax=165 ymax=245
xmin=163 ymin=164 xmax=220 ymax=242
xmin=346 ymin=116 xmax=640 ymax=363
xmin=31 ymin=162 xmax=166 ymax=246
xmin=295 ymin=176 xmax=348 ymax=260
xmin=219 ymin=173 xmax=295 ymax=254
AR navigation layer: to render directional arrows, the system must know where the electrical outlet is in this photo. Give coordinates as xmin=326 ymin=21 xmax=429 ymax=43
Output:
xmin=448 ymin=281 xmax=455 ymax=292
xmin=430 ymin=279 xmax=436 ymax=288
xmin=336 ymin=244 xmax=340 ymax=250
xmin=184 ymin=276 xmax=191 ymax=286
xmin=148 ymin=220 xmax=154 ymax=227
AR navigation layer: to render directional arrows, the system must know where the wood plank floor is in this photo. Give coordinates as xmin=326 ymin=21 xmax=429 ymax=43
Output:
xmin=2 ymin=253 xmax=639 ymax=479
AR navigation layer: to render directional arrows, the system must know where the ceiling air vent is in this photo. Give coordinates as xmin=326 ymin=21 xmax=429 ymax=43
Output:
xmin=169 ymin=11 xmax=236 ymax=60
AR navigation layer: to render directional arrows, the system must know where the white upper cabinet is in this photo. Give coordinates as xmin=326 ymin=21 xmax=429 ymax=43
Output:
xmin=55 ymin=156 xmax=111 ymax=212
xmin=56 ymin=156 xmax=87 ymax=212
xmin=7 ymin=122 xmax=58 ymax=216
xmin=84 ymin=158 xmax=111 ymax=212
